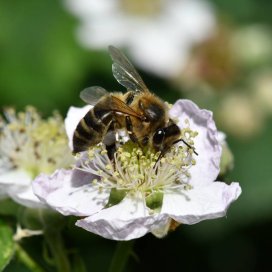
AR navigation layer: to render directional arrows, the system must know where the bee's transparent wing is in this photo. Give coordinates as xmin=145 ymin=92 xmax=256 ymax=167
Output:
xmin=110 ymin=96 xmax=144 ymax=120
xmin=80 ymin=86 xmax=109 ymax=105
xmin=108 ymin=45 xmax=149 ymax=93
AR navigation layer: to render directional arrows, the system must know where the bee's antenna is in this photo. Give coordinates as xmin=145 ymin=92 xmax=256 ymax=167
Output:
xmin=173 ymin=139 xmax=198 ymax=156
xmin=153 ymin=139 xmax=198 ymax=170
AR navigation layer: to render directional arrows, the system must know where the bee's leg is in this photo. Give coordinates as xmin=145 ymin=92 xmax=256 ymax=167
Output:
xmin=125 ymin=116 xmax=138 ymax=143
xmin=103 ymin=120 xmax=117 ymax=160
xmin=105 ymin=142 xmax=116 ymax=161
xmin=154 ymin=150 xmax=165 ymax=169
xmin=141 ymin=136 xmax=149 ymax=146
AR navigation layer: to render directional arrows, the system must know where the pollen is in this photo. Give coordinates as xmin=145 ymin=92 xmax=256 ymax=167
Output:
xmin=0 ymin=107 xmax=74 ymax=179
xmin=78 ymin=125 xmax=198 ymax=210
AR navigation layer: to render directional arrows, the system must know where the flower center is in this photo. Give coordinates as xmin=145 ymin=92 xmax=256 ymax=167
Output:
xmin=0 ymin=107 xmax=74 ymax=179
xmin=119 ymin=0 xmax=162 ymax=17
xmin=78 ymin=121 xmax=198 ymax=210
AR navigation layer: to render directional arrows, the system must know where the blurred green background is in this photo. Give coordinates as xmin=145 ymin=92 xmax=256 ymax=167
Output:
xmin=1 ymin=0 xmax=272 ymax=271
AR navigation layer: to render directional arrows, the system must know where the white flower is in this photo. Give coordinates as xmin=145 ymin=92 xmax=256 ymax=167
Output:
xmin=231 ymin=25 xmax=272 ymax=67
xmin=64 ymin=0 xmax=215 ymax=78
xmin=0 ymin=107 xmax=74 ymax=208
xmin=251 ymin=69 xmax=272 ymax=115
xmin=33 ymin=100 xmax=241 ymax=240
xmin=217 ymin=93 xmax=265 ymax=138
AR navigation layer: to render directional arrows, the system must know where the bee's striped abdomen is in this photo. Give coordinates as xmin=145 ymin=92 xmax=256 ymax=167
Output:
xmin=73 ymin=108 xmax=111 ymax=153
xmin=72 ymin=96 xmax=114 ymax=153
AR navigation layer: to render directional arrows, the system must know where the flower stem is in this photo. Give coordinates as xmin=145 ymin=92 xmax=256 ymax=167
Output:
xmin=108 ymin=240 xmax=135 ymax=272
xmin=15 ymin=244 xmax=45 ymax=272
xmin=44 ymin=230 xmax=71 ymax=272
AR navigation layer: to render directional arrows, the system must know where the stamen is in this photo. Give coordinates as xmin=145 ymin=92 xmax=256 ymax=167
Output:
xmin=77 ymin=125 xmax=198 ymax=210
xmin=0 ymin=107 xmax=74 ymax=179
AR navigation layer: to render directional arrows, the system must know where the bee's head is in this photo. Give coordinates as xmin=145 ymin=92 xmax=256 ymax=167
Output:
xmin=152 ymin=121 xmax=181 ymax=152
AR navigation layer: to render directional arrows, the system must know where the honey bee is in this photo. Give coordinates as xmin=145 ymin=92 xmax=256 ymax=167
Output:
xmin=73 ymin=46 xmax=196 ymax=157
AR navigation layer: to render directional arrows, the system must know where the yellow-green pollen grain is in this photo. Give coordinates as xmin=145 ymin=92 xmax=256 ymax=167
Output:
xmin=0 ymin=106 xmax=74 ymax=179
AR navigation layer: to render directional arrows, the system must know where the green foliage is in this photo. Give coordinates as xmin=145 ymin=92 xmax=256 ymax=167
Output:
xmin=0 ymin=199 xmax=20 ymax=217
xmin=0 ymin=0 xmax=89 ymax=116
xmin=0 ymin=220 xmax=15 ymax=271
xmin=211 ymin=0 xmax=272 ymax=23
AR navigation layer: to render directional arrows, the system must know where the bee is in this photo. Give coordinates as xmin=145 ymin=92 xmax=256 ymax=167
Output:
xmin=73 ymin=46 xmax=196 ymax=157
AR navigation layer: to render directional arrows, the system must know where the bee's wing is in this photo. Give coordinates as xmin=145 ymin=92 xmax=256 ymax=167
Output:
xmin=110 ymin=96 xmax=144 ymax=120
xmin=108 ymin=46 xmax=149 ymax=93
xmin=80 ymin=86 xmax=109 ymax=105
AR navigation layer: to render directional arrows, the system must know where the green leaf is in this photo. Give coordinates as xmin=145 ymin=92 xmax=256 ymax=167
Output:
xmin=0 ymin=199 xmax=20 ymax=217
xmin=0 ymin=220 xmax=15 ymax=271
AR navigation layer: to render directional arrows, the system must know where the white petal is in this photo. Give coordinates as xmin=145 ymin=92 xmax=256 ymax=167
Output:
xmin=150 ymin=217 xmax=172 ymax=238
xmin=76 ymin=194 xmax=169 ymax=241
xmin=0 ymin=169 xmax=32 ymax=186
xmin=161 ymin=182 xmax=241 ymax=224
xmin=0 ymin=169 xmax=45 ymax=207
xmin=77 ymin=17 xmax=131 ymax=49
xmin=129 ymin=25 xmax=189 ymax=77
xmin=8 ymin=186 xmax=46 ymax=208
xmin=64 ymin=105 xmax=92 ymax=150
xmin=0 ymin=169 xmax=32 ymax=200
xmin=65 ymin=0 xmax=115 ymax=19
xmin=32 ymin=169 xmax=110 ymax=216
xmin=167 ymin=0 xmax=215 ymax=43
xmin=170 ymin=99 xmax=221 ymax=186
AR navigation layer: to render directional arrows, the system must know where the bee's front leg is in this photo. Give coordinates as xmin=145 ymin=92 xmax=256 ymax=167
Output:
xmin=125 ymin=116 xmax=138 ymax=143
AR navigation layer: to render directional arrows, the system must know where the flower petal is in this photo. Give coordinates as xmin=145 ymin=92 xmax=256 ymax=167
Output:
xmin=64 ymin=105 xmax=92 ymax=150
xmin=77 ymin=16 xmax=130 ymax=49
xmin=65 ymin=0 xmax=115 ymax=18
xmin=0 ymin=169 xmax=33 ymax=201
xmin=167 ymin=0 xmax=215 ymax=43
xmin=170 ymin=99 xmax=221 ymax=186
xmin=32 ymin=169 xmax=110 ymax=216
xmin=8 ymin=186 xmax=46 ymax=208
xmin=161 ymin=182 xmax=241 ymax=224
xmin=129 ymin=23 xmax=189 ymax=77
xmin=0 ymin=169 xmax=32 ymax=187
xmin=0 ymin=170 xmax=45 ymax=208
xmin=76 ymin=193 xmax=169 ymax=241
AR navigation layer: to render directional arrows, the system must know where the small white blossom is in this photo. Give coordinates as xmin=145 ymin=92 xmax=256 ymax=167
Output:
xmin=64 ymin=0 xmax=216 ymax=78
xmin=217 ymin=93 xmax=265 ymax=138
xmin=33 ymin=100 xmax=241 ymax=240
xmin=0 ymin=107 xmax=74 ymax=208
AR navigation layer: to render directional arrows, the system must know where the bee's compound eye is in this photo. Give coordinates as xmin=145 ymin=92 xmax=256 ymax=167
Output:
xmin=153 ymin=129 xmax=165 ymax=145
